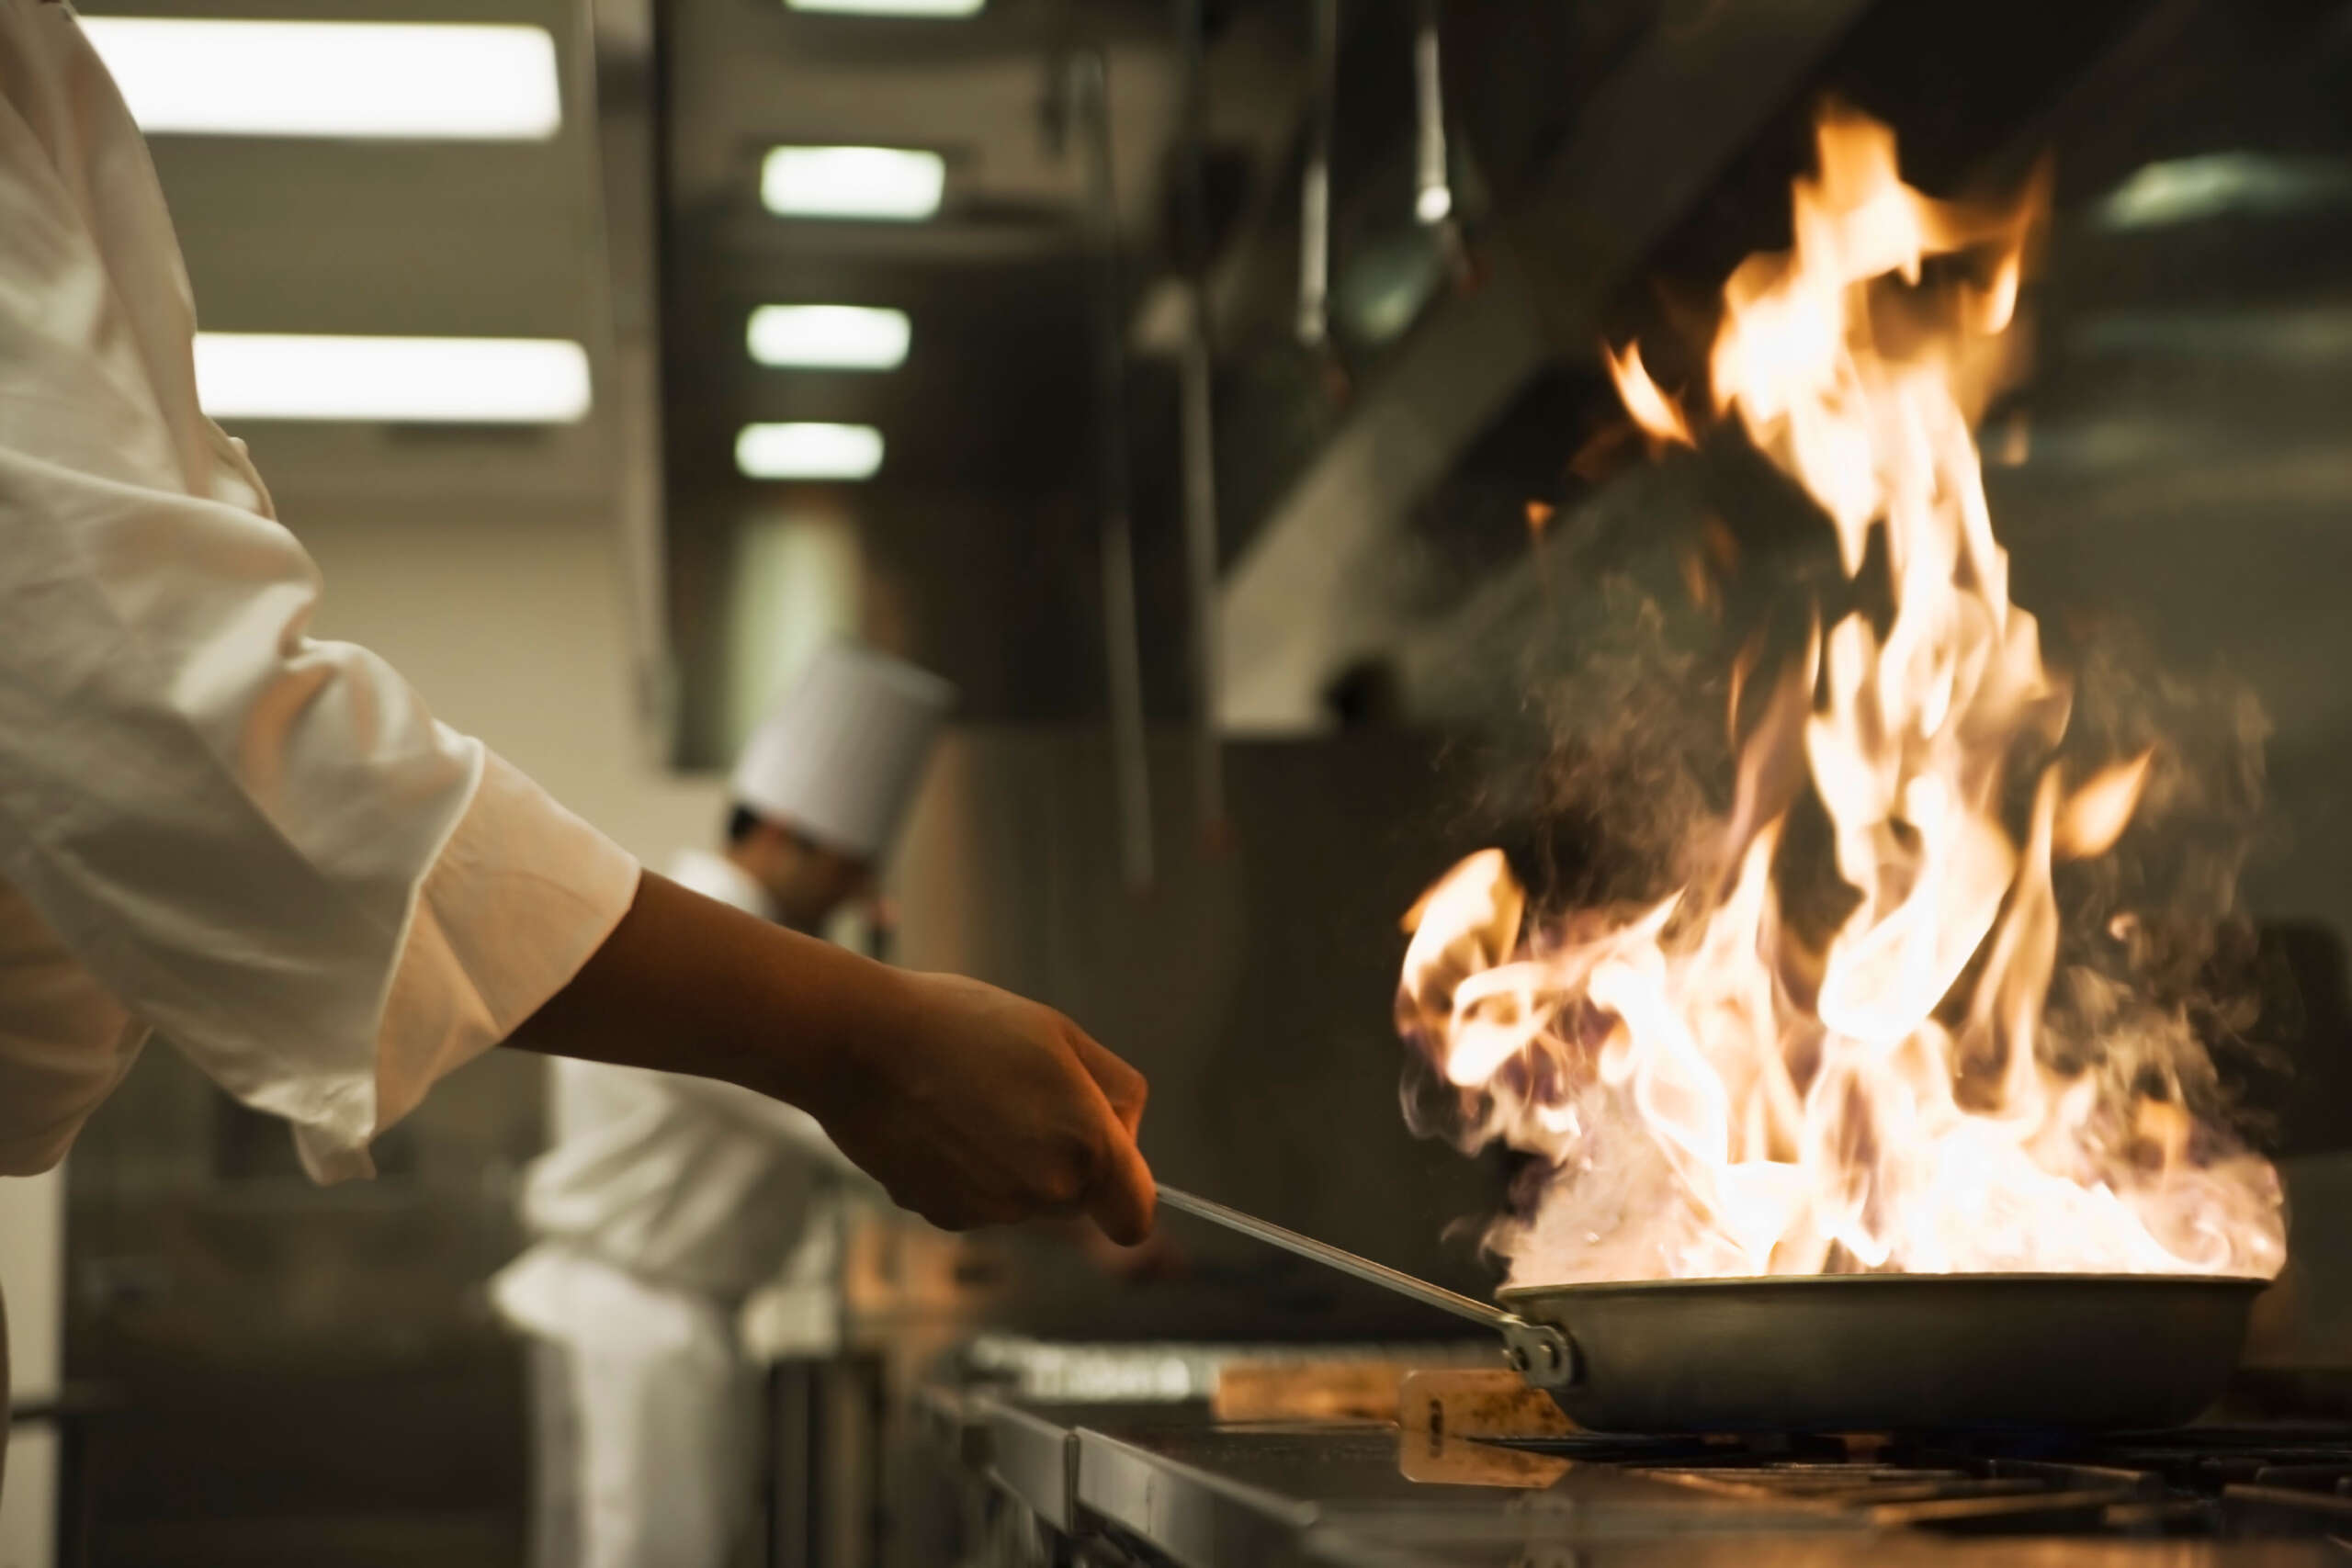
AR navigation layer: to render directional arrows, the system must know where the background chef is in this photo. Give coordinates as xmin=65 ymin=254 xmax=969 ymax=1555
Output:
xmin=495 ymin=643 xmax=956 ymax=1568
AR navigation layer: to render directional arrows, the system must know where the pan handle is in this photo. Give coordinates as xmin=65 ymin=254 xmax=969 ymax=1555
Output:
xmin=1155 ymin=1185 xmax=1577 ymax=1388
xmin=1495 ymin=1318 xmax=1577 ymax=1390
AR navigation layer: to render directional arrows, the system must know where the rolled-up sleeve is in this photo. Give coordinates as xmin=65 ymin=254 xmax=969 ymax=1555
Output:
xmin=0 ymin=0 xmax=641 ymax=1179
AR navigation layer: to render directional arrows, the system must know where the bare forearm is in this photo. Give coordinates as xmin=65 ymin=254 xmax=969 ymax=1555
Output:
xmin=503 ymin=870 xmax=894 ymax=1118
xmin=502 ymin=868 xmax=1157 ymax=1242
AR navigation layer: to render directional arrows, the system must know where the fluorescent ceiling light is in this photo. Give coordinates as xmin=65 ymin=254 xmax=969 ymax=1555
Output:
xmin=786 ymin=0 xmax=984 ymax=14
xmin=736 ymin=423 xmax=886 ymax=480
xmin=194 ymin=334 xmax=592 ymax=423
xmin=747 ymin=306 xmax=911 ymax=370
xmin=762 ymin=147 xmax=944 ymax=220
xmin=2093 ymin=152 xmax=2352 ymax=231
xmin=77 ymin=18 xmax=560 ymax=141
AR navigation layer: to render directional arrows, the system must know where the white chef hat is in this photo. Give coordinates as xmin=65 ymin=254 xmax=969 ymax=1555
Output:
xmin=730 ymin=642 xmax=956 ymax=862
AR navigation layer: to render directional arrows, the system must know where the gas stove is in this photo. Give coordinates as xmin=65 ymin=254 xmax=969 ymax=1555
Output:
xmin=1484 ymin=1426 xmax=2352 ymax=1539
xmin=920 ymin=1370 xmax=2352 ymax=1568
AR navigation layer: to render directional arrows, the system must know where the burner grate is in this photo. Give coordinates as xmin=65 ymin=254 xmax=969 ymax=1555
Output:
xmin=1484 ymin=1425 xmax=2352 ymax=1537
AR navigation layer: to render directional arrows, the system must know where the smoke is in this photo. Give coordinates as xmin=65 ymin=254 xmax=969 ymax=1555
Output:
xmin=2041 ymin=617 xmax=2283 ymax=1138
xmin=1405 ymin=553 xmax=2285 ymax=1283
xmin=1460 ymin=576 xmax=1732 ymax=914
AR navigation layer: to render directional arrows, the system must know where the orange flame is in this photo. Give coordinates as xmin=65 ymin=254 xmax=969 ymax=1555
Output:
xmin=1397 ymin=108 xmax=2282 ymax=1284
xmin=1602 ymin=340 xmax=1696 ymax=449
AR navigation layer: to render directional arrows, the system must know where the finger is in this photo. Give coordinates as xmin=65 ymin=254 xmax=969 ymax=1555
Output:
xmin=1083 ymin=1117 xmax=1157 ymax=1246
xmin=1066 ymin=1027 xmax=1148 ymax=1136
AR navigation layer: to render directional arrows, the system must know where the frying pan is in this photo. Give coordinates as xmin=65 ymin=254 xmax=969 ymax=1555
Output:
xmin=1157 ymin=1185 xmax=2268 ymax=1433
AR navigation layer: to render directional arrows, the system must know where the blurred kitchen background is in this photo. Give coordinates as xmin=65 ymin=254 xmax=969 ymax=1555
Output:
xmin=5 ymin=0 xmax=2352 ymax=1563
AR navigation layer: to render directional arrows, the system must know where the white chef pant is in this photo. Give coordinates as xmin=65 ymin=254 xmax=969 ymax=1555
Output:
xmin=537 ymin=1335 xmax=763 ymax=1568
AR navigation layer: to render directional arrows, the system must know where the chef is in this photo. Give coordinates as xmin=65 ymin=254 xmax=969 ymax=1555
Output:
xmin=494 ymin=644 xmax=956 ymax=1568
xmin=0 ymin=0 xmax=1154 ymax=1492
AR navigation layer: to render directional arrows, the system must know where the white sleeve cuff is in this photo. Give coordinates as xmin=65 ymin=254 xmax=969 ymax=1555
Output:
xmin=294 ymin=750 xmax=641 ymax=1182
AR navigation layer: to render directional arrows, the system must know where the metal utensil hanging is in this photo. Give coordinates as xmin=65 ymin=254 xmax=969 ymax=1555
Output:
xmin=1172 ymin=0 xmax=1226 ymax=841
xmin=1070 ymin=49 xmax=1154 ymax=890
xmin=1296 ymin=0 xmax=1338 ymax=345
xmin=1412 ymin=0 xmax=1452 ymax=225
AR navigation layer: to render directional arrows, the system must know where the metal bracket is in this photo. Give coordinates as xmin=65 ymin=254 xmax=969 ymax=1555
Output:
xmin=1498 ymin=1318 xmax=1577 ymax=1391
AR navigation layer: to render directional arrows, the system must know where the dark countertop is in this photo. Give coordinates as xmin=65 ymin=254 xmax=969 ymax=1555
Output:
xmin=927 ymin=1388 xmax=2352 ymax=1568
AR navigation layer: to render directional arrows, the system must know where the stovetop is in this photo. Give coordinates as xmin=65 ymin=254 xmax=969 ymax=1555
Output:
xmin=927 ymin=1382 xmax=2352 ymax=1567
xmin=1486 ymin=1425 xmax=2352 ymax=1539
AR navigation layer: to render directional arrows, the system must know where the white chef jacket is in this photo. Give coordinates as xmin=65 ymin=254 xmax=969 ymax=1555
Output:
xmin=0 ymin=0 xmax=641 ymax=1181
xmin=495 ymin=849 xmax=862 ymax=1356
